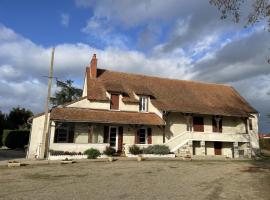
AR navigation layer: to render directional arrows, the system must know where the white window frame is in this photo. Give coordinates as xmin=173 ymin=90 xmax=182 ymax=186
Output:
xmin=139 ymin=96 xmax=148 ymax=112
xmin=138 ymin=128 xmax=148 ymax=144
xmin=109 ymin=126 xmax=119 ymax=150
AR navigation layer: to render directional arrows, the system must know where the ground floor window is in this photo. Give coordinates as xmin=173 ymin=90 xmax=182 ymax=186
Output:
xmin=54 ymin=123 xmax=75 ymax=143
xmin=139 ymin=129 xmax=147 ymax=144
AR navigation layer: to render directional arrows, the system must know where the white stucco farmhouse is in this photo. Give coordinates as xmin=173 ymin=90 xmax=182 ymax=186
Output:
xmin=27 ymin=54 xmax=260 ymax=160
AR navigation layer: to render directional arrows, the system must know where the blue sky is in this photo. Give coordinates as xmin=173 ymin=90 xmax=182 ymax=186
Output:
xmin=0 ymin=0 xmax=269 ymax=132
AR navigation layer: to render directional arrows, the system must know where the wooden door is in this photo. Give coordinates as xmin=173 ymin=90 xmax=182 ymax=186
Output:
xmin=110 ymin=94 xmax=119 ymax=110
xmin=118 ymin=127 xmax=123 ymax=152
xmin=214 ymin=142 xmax=222 ymax=155
xmin=193 ymin=117 xmax=204 ymax=132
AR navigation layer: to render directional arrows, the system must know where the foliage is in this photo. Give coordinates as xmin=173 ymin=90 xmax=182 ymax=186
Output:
xmin=103 ymin=146 xmax=116 ymax=156
xmin=49 ymin=150 xmax=83 ymax=156
xmin=2 ymin=129 xmax=30 ymax=149
xmin=84 ymin=148 xmax=101 ymax=159
xmin=260 ymin=138 xmax=270 ymax=150
xmin=142 ymin=145 xmax=171 ymax=155
xmin=209 ymin=0 xmax=270 ymax=30
xmin=129 ymin=145 xmax=142 ymax=155
xmin=6 ymin=107 xmax=33 ymax=129
xmin=50 ymin=80 xmax=83 ymax=106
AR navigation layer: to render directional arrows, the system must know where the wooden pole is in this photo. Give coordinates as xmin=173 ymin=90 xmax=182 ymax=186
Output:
xmin=41 ymin=47 xmax=55 ymax=159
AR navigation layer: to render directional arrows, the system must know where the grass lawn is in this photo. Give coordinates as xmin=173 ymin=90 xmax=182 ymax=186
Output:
xmin=0 ymin=157 xmax=269 ymax=200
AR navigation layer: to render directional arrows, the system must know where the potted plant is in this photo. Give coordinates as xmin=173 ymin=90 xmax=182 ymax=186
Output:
xmin=61 ymin=158 xmax=74 ymax=164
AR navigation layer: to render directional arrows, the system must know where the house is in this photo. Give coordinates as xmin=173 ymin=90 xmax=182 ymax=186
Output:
xmin=27 ymin=54 xmax=260 ymax=159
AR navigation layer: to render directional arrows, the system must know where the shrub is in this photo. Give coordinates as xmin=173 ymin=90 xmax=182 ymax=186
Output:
xmin=49 ymin=150 xmax=83 ymax=156
xmin=2 ymin=129 xmax=30 ymax=149
xmin=103 ymin=146 xmax=116 ymax=156
xmin=142 ymin=145 xmax=170 ymax=155
xmin=84 ymin=148 xmax=101 ymax=159
xmin=129 ymin=145 xmax=142 ymax=155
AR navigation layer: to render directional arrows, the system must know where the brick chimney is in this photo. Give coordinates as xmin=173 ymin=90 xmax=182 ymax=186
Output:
xmin=89 ymin=54 xmax=97 ymax=78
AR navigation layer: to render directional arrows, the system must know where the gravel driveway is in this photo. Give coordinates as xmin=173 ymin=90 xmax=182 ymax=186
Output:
xmin=0 ymin=158 xmax=269 ymax=200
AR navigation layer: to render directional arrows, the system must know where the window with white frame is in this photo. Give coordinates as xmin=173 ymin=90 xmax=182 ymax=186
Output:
xmin=139 ymin=96 xmax=148 ymax=112
xmin=139 ymin=129 xmax=147 ymax=144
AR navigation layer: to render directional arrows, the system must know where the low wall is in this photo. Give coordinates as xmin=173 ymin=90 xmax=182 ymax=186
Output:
xmin=49 ymin=143 xmax=109 ymax=154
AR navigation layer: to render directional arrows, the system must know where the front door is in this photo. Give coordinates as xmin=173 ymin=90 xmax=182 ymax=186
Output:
xmin=109 ymin=127 xmax=117 ymax=149
xmin=214 ymin=142 xmax=222 ymax=155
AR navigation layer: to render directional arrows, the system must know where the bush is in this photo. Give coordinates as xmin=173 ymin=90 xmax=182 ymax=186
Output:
xmin=84 ymin=148 xmax=101 ymax=159
xmin=142 ymin=145 xmax=170 ymax=155
xmin=103 ymin=146 xmax=116 ymax=156
xmin=2 ymin=129 xmax=30 ymax=149
xmin=129 ymin=145 xmax=142 ymax=155
xmin=49 ymin=150 xmax=83 ymax=156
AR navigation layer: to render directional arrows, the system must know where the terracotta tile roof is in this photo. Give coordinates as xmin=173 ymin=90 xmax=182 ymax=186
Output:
xmin=86 ymin=68 xmax=257 ymax=117
xmin=50 ymin=107 xmax=165 ymax=125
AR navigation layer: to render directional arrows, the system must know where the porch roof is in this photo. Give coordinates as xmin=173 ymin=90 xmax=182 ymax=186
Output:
xmin=50 ymin=107 xmax=165 ymax=126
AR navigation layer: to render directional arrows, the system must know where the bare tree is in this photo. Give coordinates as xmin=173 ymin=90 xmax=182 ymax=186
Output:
xmin=210 ymin=0 xmax=270 ymax=30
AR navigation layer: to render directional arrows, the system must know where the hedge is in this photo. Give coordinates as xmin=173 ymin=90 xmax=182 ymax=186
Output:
xmin=2 ymin=129 xmax=30 ymax=149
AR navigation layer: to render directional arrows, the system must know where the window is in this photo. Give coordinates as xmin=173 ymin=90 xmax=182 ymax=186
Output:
xmin=110 ymin=94 xmax=119 ymax=110
xmin=54 ymin=123 xmax=74 ymax=143
xmin=249 ymin=119 xmax=253 ymax=130
xmin=139 ymin=96 xmax=148 ymax=112
xmin=139 ymin=129 xmax=146 ymax=144
xmin=193 ymin=117 xmax=204 ymax=132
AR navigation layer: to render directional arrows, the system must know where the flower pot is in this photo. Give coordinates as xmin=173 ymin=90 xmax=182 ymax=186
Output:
xmin=8 ymin=161 xmax=21 ymax=167
xmin=108 ymin=157 xmax=113 ymax=162
xmin=137 ymin=156 xmax=143 ymax=162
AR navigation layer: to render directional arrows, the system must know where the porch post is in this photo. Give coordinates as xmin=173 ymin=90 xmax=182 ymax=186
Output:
xmin=200 ymin=141 xmax=206 ymax=156
xmin=233 ymin=142 xmax=239 ymax=158
xmin=184 ymin=114 xmax=193 ymax=132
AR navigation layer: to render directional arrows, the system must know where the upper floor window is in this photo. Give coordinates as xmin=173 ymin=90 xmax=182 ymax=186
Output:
xmin=139 ymin=96 xmax=148 ymax=112
xmin=249 ymin=119 xmax=253 ymax=130
xmin=110 ymin=93 xmax=119 ymax=110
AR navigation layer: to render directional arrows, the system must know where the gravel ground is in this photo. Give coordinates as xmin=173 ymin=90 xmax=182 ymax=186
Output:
xmin=0 ymin=158 xmax=269 ymax=200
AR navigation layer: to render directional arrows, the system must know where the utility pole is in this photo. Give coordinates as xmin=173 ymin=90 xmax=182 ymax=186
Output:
xmin=40 ymin=47 xmax=55 ymax=159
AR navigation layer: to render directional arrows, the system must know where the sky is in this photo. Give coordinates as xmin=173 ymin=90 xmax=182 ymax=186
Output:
xmin=0 ymin=0 xmax=269 ymax=132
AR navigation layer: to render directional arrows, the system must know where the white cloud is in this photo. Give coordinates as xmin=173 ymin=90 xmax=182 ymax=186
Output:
xmin=0 ymin=25 xmax=194 ymax=114
xmin=60 ymin=13 xmax=70 ymax=27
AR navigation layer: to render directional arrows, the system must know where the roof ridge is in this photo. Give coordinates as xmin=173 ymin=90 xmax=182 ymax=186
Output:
xmin=97 ymin=68 xmax=231 ymax=87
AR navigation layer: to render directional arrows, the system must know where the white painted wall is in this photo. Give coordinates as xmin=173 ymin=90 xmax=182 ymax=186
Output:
xmin=27 ymin=114 xmax=49 ymax=159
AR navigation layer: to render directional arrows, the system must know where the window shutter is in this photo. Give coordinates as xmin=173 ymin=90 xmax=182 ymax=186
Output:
xmin=68 ymin=125 xmax=75 ymax=143
xmin=135 ymin=129 xmax=140 ymax=144
xmin=104 ymin=126 xmax=109 ymax=143
xmin=118 ymin=127 xmax=123 ymax=152
xmin=212 ymin=118 xmax=218 ymax=132
xmin=147 ymin=128 xmax=152 ymax=144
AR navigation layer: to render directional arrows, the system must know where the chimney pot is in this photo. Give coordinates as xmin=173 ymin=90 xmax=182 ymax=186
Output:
xmin=90 ymin=53 xmax=97 ymax=78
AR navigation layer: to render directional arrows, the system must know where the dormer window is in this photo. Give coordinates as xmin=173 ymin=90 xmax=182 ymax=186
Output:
xmin=110 ymin=93 xmax=119 ymax=110
xmin=139 ymin=96 xmax=148 ymax=112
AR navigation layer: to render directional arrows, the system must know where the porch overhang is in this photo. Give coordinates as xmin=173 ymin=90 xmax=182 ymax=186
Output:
xmin=50 ymin=107 xmax=165 ymax=126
